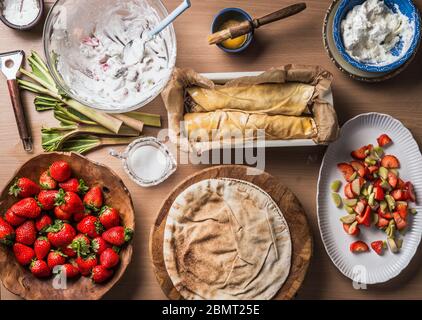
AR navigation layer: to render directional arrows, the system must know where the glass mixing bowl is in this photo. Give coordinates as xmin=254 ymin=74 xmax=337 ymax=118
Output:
xmin=43 ymin=0 xmax=177 ymax=113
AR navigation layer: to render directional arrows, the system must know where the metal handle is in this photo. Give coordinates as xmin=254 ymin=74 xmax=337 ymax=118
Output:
xmin=149 ymin=0 xmax=191 ymax=37
xmin=7 ymin=79 xmax=33 ymax=152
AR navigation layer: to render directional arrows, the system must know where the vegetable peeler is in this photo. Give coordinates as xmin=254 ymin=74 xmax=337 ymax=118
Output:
xmin=0 ymin=50 xmax=33 ymax=152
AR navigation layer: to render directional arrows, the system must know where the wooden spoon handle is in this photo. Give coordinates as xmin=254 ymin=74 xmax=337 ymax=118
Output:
xmin=7 ymin=79 xmax=33 ymax=152
xmin=253 ymin=3 xmax=307 ymax=28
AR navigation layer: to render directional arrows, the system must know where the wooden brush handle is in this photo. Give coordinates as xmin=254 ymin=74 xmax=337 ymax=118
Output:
xmin=253 ymin=3 xmax=307 ymax=28
xmin=229 ymin=20 xmax=253 ymax=39
xmin=7 ymin=79 xmax=33 ymax=152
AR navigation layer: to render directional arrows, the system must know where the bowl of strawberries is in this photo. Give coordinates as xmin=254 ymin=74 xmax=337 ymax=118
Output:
xmin=0 ymin=152 xmax=135 ymax=300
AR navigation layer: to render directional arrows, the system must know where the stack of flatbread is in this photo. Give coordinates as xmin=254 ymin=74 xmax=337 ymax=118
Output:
xmin=163 ymin=178 xmax=292 ymax=300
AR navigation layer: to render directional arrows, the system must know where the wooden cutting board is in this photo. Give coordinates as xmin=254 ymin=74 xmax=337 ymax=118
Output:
xmin=149 ymin=165 xmax=313 ymax=300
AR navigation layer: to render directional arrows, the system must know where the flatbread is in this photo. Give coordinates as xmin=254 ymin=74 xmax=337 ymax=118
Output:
xmin=163 ymin=178 xmax=292 ymax=300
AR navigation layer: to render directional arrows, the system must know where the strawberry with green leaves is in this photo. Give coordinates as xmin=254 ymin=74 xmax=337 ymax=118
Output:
xmin=83 ymin=186 xmax=103 ymax=211
xmin=13 ymin=243 xmax=35 ymax=265
xmin=100 ymin=247 xmax=120 ymax=269
xmin=47 ymin=250 xmax=67 ymax=269
xmin=62 ymin=246 xmax=77 ymax=258
xmin=0 ymin=217 xmax=15 ymax=246
xmin=34 ymin=237 xmax=51 ymax=260
xmin=46 ymin=220 xmax=76 ymax=248
xmin=39 ymin=170 xmax=57 ymax=190
xmin=59 ymin=178 xmax=89 ymax=194
xmin=102 ymin=226 xmax=133 ymax=246
xmin=55 ymin=189 xmax=84 ymax=214
xmin=92 ymin=236 xmax=110 ymax=255
xmin=15 ymin=220 xmax=36 ymax=246
xmin=99 ymin=206 xmax=120 ymax=230
xmin=76 ymin=254 xmax=98 ymax=276
xmin=70 ymin=234 xmax=91 ymax=257
xmin=9 ymin=177 xmax=40 ymax=198
xmin=35 ymin=214 xmax=52 ymax=232
xmin=11 ymin=198 xmax=41 ymax=219
xmin=77 ymin=216 xmax=104 ymax=238
xmin=49 ymin=161 xmax=71 ymax=182
xmin=37 ymin=190 xmax=59 ymax=210
xmin=92 ymin=265 xmax=113 ymax=283
xmin=30 ymin=260 xmax=51 ymax=278
xmin=4 ymin=208 xmax=26 ymax=227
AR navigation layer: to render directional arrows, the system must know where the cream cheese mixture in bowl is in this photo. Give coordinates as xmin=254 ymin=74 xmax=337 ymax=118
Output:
xmin=43 ymin=0 xmax=177 ymax=113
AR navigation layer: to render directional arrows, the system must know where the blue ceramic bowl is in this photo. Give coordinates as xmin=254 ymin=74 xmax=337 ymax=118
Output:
xmin=211 ymin=8 xmax=254 ymax=53
xmin=333 ymin=0 xmax=421 ymax=73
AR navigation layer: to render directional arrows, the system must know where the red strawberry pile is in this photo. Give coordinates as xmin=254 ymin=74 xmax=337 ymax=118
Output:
xmin=0 ymin=160 xmax=133 ymax=283
xmin=331 ymin=134 xmax=417 ymax=255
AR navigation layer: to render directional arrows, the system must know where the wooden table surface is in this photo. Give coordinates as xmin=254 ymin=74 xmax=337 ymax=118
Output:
xmin=1 ymin=0 xmax=422 ymax=300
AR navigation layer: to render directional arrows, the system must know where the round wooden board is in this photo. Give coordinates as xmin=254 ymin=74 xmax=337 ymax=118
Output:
xmin=149 ymin=165 xmax=313 ymax=300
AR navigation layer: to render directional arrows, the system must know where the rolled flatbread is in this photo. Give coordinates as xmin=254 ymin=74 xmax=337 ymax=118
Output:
xmin=163 ymin=178 xmax=292 ymax=300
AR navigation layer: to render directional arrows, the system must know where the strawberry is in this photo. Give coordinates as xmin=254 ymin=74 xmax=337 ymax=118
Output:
xmin=378 ymin=208 xmax=393 ymax=220
xmin=61 ymin=263 xmax=80 ymax=278
xmin=59 ymin=178 xmax=89 ymax=194
xmin=0 ymin=217 xmax=15 ymax=246
xmin=356 ymin=206 xmax=371 ymax=227
xmin=374 ymin=186 xmax=384 ymax=201
xmin=34 ymin=237 xmax=51 ymax=260
xmin=4 ymin=209 xmax=26 ymax=227
xmin=99 ymin=207 xmax=120 ymax=230
xmin=70 ymin=234 xmax=91 ymax=257
xmin=13 ymin=243 xmax=35 ymax=265
xmin=54 ymin=207 xmax=72 ymax=221
xmin=393 ymin=212 xmax=407 ymax=230
xmin=47 ymin=250 xmax=67 ymax=269
xmin=49 ymin=161 xmax=71 ymax=182
xmin=76 ymin=254 xmax=98 ymax=276
xmin=30 ymin=259 xmax=51 ymax=278
xmin=371 ymin=240 xmax=385 ymax=255
xmin=344 ymin=183 xmax=355 ymax=199
xmin=343 ymin=223 xmax=360 ymax=236
xmin=387 ymin=172 xmax=398 ymax=189
xmin=37 ymin=190 xmax=59 ymax=210
xmin=73 ymin=210 xmax=89 ymax=223
xmin=391 ymin=189 xmax=404 ymax=201
xmin=377 ymin=134 xmax=392 ymax=147
xmin=55 ymin=189 xmax=84 ymax=214
xmin=9 ymin=177 xmax=40 ymax=198
xmin=102 ymin=226 xmax=133 ymax=246
xmin=100 ymin=247 xmax=120 ymax=269
xmin=397 ymin=178 xmax=406 ymax=189
xmin=337 ymin=163 xmax=355 ymax=182
xmin=350 ymin=240 xmax=369 ymax=253
xmin=92 ymin=236 xmax=110 ymax=255
xmin=46 ymin=220 xmax=76 ymax=248
xmin=83 ymin=186 xmax=103 ymax=211
xmin=381 ymin=155 xmax=400 ymax=169
xmin=11 ymin=198 xmax=41 ymax=219
xmin=404 ymin=182 xmax=416 ymax=203
xmin=396 ymin=201 xmax=408 ymax=220
xmin=77 ymin=216 xmax=104 ymax=238
xmin=351 ymin=145 xmax=372 ymax=160
xmin=39 ymin=170 xmax=57 ymax=190
xmin=62 ymin=246 xmax=77 ymax=258
xmin=15 ymin=220 xmax=36 ymax=246
xmin=377 ymin=215 xmax=390 ymax=229
xmin=350 ymin=161 xmax=366 ymax=178
xmin=35 ymin=214 xmax=53 ymax=232
xmin=91 ymin=265 xmax=113 ymax=283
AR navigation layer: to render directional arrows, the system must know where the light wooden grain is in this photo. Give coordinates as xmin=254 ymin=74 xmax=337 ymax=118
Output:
xmin=1 ymin=0 xmax=422 ymax=300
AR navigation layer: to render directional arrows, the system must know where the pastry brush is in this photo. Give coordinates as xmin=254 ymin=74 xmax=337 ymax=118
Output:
xmin=208 ymin=3 xmax=307 ymax=45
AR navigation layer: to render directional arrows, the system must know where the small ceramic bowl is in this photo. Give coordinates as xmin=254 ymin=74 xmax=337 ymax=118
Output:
xmin=0 ymin=0 xmax=44 ymax=31
xmin=333 ymin=0 xmax=421 ymax=73
xmin=211 ymin=7 xmax=254 ymax=53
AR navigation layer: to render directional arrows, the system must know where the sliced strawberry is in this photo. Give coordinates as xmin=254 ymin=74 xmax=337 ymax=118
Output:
xmin=391 ymin=189 xmax=404 ymax=201
xmin=374 ymin=179 xmax=382 ymax=188
xmin=350 ymin=161 xmax=366 ymax=177
xmin=404 ymin=182 xmax=416 ymax=203
xmin=371 ymin=240 xmax=385 ymax=255
xmin=378 ymin=209 xmax=393 ymax=220
xmin=387 ymin=172 xmax=398 ymax=189
xmin=354 ymin=201 xmax=366 ymax=215
xmin=397 ymin=178 xmax=406 ymax=189
xmin=393 ymin=212 xmax=407 ymax=230
xmin=396 ymin=201 xmax=408 ymax=220
xmin=343 ymin=223 xmax=360 ymax=236
xmin=356 ymin=206 xmax=371 ymax=227
xmin=350 ymin=240 xmax=369 ymax=253
xmin=351 ymin=145 xmax=372 ymax=160
xmin=381 ymin=155 xmax=400 ymax=169
xmin=337 ymin=163 xmax=355 ymax=182
xmin=367 ymin=165 xmax=379 ymax=175
xmin=344 ymin=183 xmax=355 ymax=199
xmin=374 ymin=186 xmax=385 ymax=201
xmin=377 ymin=215 xmax=390 ymax=228
xmin=377 ymin=134 xmax=392 ymax=147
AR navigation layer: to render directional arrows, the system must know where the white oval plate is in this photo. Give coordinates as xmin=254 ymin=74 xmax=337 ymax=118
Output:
xmin=317 ymin=113 xmax=422 ymax=284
